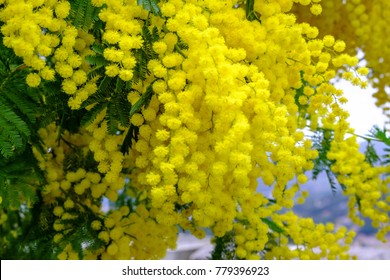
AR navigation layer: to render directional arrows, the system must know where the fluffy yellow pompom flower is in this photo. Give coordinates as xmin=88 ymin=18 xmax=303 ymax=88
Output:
xmin=26 ymin=73 xmax=41 ymax=87
xmin=146 ymin=172 xmax=161 ymax=186
xmin=110 ymin=227 xmax=123 ymax=240
xmin=323 ymin=35 xmax=335 ymax=47
xmin=130 ymin=113 xmax=144 ymax=126
xmin=98 ymin=231 xmax=110 ymax=243
xmin=105 ymin=64 xmax=120 ymax=77
xmin=310 ymin=4 xmax=322 ymax=16
xmin=297 ymin=174 xmax=308 ymax=184
xmin=122 ymin=56 xmax=137 ymax=69
xmin=107 ymin=243 xmax=119 ymax=256
xmin=333 ymin=40 xmax=346 ymax=52
xmin=64 ymin=199 xmax=75 ymax=209
xmin=119 ymin=69 xmax=133 ymax=81
xmin=72 ymin=70 xmax=87 ymax=85
xmin=162 ymin=53 xmax=183 ymax=68
xmin=153 ymin=41 xmax=168 ymax=55
xmin=62 ymin=79 xmax=77 ymax=94
xmin=103 ymin=30 xmax=121 ymax=44
xmin=55 ymin=1 xmax=71 ymax=19
xmin=357 ymin=67 xmax=369 ymax=76
xmin=53 ymin=206 xmax=64 ymax=217
xmin=53 ymin=233 xmax=63 ymax=243
xmin=104 ymin=48 xmax=124 ymax=62
xmin=154 ymin=146 xmax=169 ymax=158
xmin=67 ymin=54 xmax=82 ymax=68
xmin=91 ymin=220 xmax=102 ymax=231
xmin=40 ymin=67 xmax=55 ymax=81
xmin=54 ymin=47 xmax=68 ymax=61
xmin=156 ymin=129 xmax=170 ymax=141
xmin=56 ymin=63 xmax=73 ymax=78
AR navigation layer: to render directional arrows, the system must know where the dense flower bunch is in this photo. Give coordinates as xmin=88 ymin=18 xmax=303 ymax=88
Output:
xmin=0 ymin=0 xmax=389 ymax=260
xmin=293 ymin=0 xmax=390 ymax=120
xmin=0 ymin=0 xmax=99 ymax=109
xmin=328 ymin=136 xmax=390 ymax=242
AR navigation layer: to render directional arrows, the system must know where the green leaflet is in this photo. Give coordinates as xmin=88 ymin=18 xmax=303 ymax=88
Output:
xmin=0 ymin=102 xmax=29 ymax=158
xmin=137 ymin=0 xmax=161 ymax=15
xmin=0 ymin=34 xmax=42 ymax=159
xmin=68 ymin=0 xmax=100 ymax=31
xmin=80 ymin=102 xmax=107 ymax=127
xmin=120 ymin=84 xmax=154 ymax=153
xmin=129 ymin=83 xmax=154 ymax=118
xmin=311 ymin=128 xmax=341 ymax=194
xmin=364 ymin=141 xmax=381 ymax=166
xmin=366 ymin=125 xmax=390 ymax=171
xmin=0 ymin=149 xmax=43 ymax=210
xmin=261 ymin=218 xmax=286 ymax=234
xmin=80 ymin=14 xmax=160 ymax=138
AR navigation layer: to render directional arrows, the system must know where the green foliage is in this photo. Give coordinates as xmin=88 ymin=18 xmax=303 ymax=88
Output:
xmin=244 ymin=0 xmax=261 ymax=22
xmin=294 ymin=71 xmax=310 ymax=123
xmin=0 ymin=37 xmax=40 ymax=159
xmin=0 ymin=102 xmax=29 ymax=158
xmin=86 ymin=44 xmax=107 ymax=80
xmin=364 ymin=141 xmax=381 ymax=166
xmin=0 ymin=192 xmax=60 ymax=260
xmin=68 ymin=0 xmax=101 ymax=31
xmin=58 ymin=208 xmax=105 ymax=259
xmin=121 ymin=124 xmax=139 ymax=153
xmin=130 ymin=83 xmax=155 ymax=118
xmin=137 ymin=0 xmax=161 ymax=16
xmin=121 ymin=83 xmax=155 ymax=152
xmin=0 ymin=149 xmax=43 ymax=210
xmin=0 ymin=33 xmax=46 ymax=214
xmin=132 ymin=22 xmax=159 ymax=84
xmin=64 ymin=147 xmax=97 ymax=173
xmin=210 ymin=216 xmax=286 ymax=260
xmin=311 ymin=128 xmax=343 ymax=193
xmin=261 ymin=217 xmax=285 ymax=234
xmin=246 ymin=0 xmax=255 ymax=20
xmin=81 ymin=15 xmax=159 ymax=142
xmin=368 ymin=125 xmax=390 ymax=146
xmin=366 ymin=126 xmax=390 ymax=168
xmin=210 ymin=231 xmax=237 ymax=260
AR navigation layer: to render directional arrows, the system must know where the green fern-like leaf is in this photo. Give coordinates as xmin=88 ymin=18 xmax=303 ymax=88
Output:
xmin=0 ymin=149 xmax=42 ymax=210
xmin=0 ymin=102 xmax=30 ymax=136
xmin=0 ymin=34 xmax=44 ymax=159
xmin=364 ymin=141 xmax=381 ymax=165
xmin=311 ymin=128 xmax=341 ymax=194
xmin=130 ymin=82 xmax=154 ymax=118
xmin=81 ymin=76 xmax=114 ymax=108
xmin=80 ymin=102 xmax=107 ymax=127
xmin=365 ymin=126 xmax=390 ymax=174
xmin=131 ymin=18 xmax=160 ymax=83
xmin=383 ymin=148 xmax=390 ymax=165
xmin=368 ymin=126 xmax=390 ymax=146
xmin=91 ymin=43 xmax=104 ymax=55
xmin=120 ymin=84 xmax=154 ymax=149
xmin=121 ymin=124 xmax=139 ymax=154
xmin=0 ymin=102 xmax=29 ymax=158
xmin=68 ymin=0 xmax=100 ymax=31
xmin=261 ymin=217 xmax=286 ymax=234
xmin=137 ymin=0 xmax=161 ymax=15
xmin=210 ymin=231 xmax=236 ymax=260
xmin=85 ymin=54 xmax=107 ymax=67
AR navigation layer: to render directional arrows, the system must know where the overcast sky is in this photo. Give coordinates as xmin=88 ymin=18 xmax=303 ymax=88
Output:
xmin=337 ymin=80 xmax=387 ymax=138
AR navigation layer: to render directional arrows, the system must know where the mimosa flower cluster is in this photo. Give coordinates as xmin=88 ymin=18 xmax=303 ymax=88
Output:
xmin=1 ymin=0 xmax=388 ymax=260
xmin=0 ymin=0 xmax=97 ymax=109
xmin=328 ymin=136 xmax=390 ymax=241
xmin=293 ymin=0 xmax=390 ymax=121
